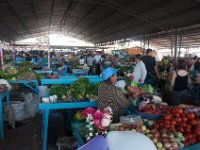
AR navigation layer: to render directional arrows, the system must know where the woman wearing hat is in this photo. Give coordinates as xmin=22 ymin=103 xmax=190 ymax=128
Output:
xmin=98 ymin=67 xmax=132 ymax=122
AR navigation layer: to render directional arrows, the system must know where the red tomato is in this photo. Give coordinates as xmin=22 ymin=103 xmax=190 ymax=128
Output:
xmin=176 ymin=117 xmax=182 ymax=122
xmin=164 ymin=114 xmax=172 ymax=120
xmin=171 ymin=120 xmax=176 ymax=125
xmin=175 ymin=113 xmax=180 ymax=117
xmin=187 ymin=112 xmax=195 ymax=119
xmin=176 ymin=108 xmax=184 ymax=114
xmin=182 ymin=117 xmax=188 ymax=122
xmin=190 ymin=120 xmax=197 ymax=126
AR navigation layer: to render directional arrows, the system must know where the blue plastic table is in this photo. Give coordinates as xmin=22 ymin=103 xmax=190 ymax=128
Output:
xmin=0 ymin=89 xmax=10 ymax=140
xmin=41 ymin=78 xmax=103 ymax=86
xmin=72 ymin=69 xmax=89 ymax=76
xmin=39 ymin=101 xmax=97 ymax=150
xmin=8 ymin=80 xmax=39 ymax=94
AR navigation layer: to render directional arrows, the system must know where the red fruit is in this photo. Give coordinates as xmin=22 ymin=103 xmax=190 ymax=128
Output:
xmin=190 ymin=120 xmax=197 ymax=126
xmin=176 ymin=108 xmax=184 ymax=114
xmin=187 ymin=112 xmax=195 ymax=119
xmin=176 ymin=117 xmax=182 ymax=123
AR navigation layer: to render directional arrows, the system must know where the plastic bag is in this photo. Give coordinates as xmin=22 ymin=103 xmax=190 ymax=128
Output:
xmin=23 ymin=93 xmax=40 ymax=117
xmin=10 ymin=101 xmax=27 ymax=121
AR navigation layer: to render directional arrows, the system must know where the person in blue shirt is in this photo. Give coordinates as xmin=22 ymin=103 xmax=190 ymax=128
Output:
xmin=31 ymin=56 xmax=39 ymax=65
xmin=15 ymin=55 xmax=23 ymax=64
xmin=61 ymin=61 xmax=68 ymax=76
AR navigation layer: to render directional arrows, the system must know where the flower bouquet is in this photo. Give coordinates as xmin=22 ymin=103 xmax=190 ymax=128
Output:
xmin=80 ymin=107 xmax=112 ymax=141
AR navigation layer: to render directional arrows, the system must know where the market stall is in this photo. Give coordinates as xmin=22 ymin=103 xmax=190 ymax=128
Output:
xmin=39 ymin=101 xmax=97 ymax=150
xmin=0 ymin=88 xmax=10 ymax=140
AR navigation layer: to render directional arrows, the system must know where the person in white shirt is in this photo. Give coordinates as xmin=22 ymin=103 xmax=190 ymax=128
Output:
xmin=79 ymin=56 xmax=85 ymax=65
xmin=94 ymin=52 xmax=102 ymax=75
xmin=132 ymin=54 xmax=147 ymax=86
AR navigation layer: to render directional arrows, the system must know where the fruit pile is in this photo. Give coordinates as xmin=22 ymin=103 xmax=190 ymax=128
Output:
xmin=154 ymin=106 xmax=200 ymax=146
xmin=127 ymin=86 xmax=143 ymax=98
xmin=138 ymin=102 xmax=168 ymax=115
xmin=113 ymin=124 xmax=184 ymax=150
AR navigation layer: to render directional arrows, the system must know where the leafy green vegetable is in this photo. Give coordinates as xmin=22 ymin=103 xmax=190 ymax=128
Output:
xmin=49 ymin=85 xmax=69 ymax=101
xmin=141 ymin=84 xmax=154 ymax=93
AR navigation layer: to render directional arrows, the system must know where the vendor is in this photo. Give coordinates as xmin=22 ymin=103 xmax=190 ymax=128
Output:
xmin=98 ymin=67 xmax=132 ymax=122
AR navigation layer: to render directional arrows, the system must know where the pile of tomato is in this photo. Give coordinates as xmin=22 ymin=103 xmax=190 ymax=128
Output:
xmin=154 ymin=107 xmax=200 ymax=146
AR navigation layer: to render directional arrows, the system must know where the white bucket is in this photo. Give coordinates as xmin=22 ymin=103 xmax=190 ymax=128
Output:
xmin=38 ymin=86 xmax=49 ymax=97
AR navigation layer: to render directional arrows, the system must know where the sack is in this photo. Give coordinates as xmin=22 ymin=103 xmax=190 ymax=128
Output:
xmin=23 ymin=93 xmax=40 ymax=117
xmin=11 ymin=101 xmax=27 ymax=121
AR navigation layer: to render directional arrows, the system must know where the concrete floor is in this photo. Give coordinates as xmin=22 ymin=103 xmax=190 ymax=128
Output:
xmin=0 ymin=115 xmax=58 ymax=150
xmin=0 ymin=93 xmax=78 ymax=150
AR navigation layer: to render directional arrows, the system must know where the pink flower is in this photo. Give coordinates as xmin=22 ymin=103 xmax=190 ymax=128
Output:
xmin=129 ymin=75 xmax=134 ymax=80
xmin=92 ymin=110 xmax=104 ymax=128
xmin=82 ymin=107 xmax=96 ymax=118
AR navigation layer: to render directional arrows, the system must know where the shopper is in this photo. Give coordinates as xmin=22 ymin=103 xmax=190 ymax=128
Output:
xmin=79 ymin=56 xmax=85 ymax=66
xmin=132 ymin=54 xmax=147 ymax=87
xmin=171 ymin=59 xmax=189 ymax=106
xmin=94 ymin=52 xmax=102 ymax=75
xmin=194 ymin=58 xmax=200 ymax=72
xmin=190 ymin=56 xmax=198 ymax=71
xmin=142 ymin=49 xmax=160 ymax=86
xmin=98 ymin=67 xmax=132 ymax=122
xmin=86 ymin=53 xmax=94 ymax=75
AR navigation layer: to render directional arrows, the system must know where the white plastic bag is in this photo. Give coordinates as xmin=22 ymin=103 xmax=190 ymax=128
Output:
xmin=23 ymin=93 xmax=40 ymax=117
xmin=11 ymin=101 xmax=27 ymax=121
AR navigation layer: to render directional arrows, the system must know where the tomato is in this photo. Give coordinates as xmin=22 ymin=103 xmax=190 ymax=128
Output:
xmin=171 ymin=120 xmax=176 ymax=125
xmin=175 ymin=113 xmax=180 ymax=117
xmin=185 ymin=128 xmax=191 ymax=133
xmin=190 ymin=120 xmax=197 ymax=126
xmin=182 ymin=117 xmax=188 ymax=122
xmin=176 ymin=117 xmax=182 ymax=122
xmin=176 ymin=108 xmax=184 ymax=114
xmin=164 ymin=114 xmax=172 ymax=120
xmin=187 ymin=112 xmax=195 ymax=119
xmin=182 ymin=123 xmax=187 ymax=127
xmin=164 ymin=120 xmax=170 ymax=125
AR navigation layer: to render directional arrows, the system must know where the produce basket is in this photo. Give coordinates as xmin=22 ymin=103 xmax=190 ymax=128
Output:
xmin=134 ymin=110 xmax=162 ymax=120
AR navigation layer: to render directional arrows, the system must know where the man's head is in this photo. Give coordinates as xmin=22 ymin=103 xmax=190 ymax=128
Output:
xmin=135 ymin=54 xmax=142 ymax=63
xmin=146 ymin=49 xmax=153 ymax=55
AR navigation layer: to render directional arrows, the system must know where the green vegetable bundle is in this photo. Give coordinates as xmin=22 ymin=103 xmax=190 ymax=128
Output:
xmin=49 ymin=85 xmax=69 ymax=101
xmin=70 ymin=78 xmax=99 ymax=101
xmin=141 ymin=84 xmax=154 ymax=93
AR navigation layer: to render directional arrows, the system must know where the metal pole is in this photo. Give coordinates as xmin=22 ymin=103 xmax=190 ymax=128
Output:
xmin=174 ymin=30 xmax=178 ymax=60
xmin=178 ymin=34 xmax=182 ymax=58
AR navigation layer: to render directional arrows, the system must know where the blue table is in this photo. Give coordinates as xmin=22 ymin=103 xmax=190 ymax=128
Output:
xmin=39 ymin=101 xmax=97 ymax=150
xmin=0 ymin=89 xmax=10 ymax=140
xmin=72 ymin=69 xmax=89 ymax=76
xmin=8 ymin=80 xmax=39 ymax=94
xmin=41 ymin=78 xmax=103 ymax=86
xmin=34 ymin=70 xmax=52 ymax=74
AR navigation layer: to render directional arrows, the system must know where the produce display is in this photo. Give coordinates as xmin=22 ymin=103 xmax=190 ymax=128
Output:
xmin=154 ymin=106 xmax=200 ymax=146
xmin=49 ymin=85 xmax=70 ymax=101
xmin=70 ymin=78 xmax=99 ymax=101
xmin=138 ymin=102 xmax=168 ymax=115
xmin=127 ymin=86 xmax=143 ymax=98
xmin=141 ymin=84 xmax=154 ymax=93
xmin=111 ymin=123 xmax=185 ymax=150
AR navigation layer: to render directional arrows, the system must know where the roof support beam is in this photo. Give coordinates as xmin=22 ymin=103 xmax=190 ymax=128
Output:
xmin=73 ymin=0 xmax=133 ymax=37
xmin=30 ymin=2 xmax=39 ymax=33
xmin=48 ymin=0 xmax=55 ymax=33
xmin=91 ymin=6 xmax=200 ymax=43
xmin=74 ymin=0 xmax=167 ymax=30
xmin=6 ymin=1 xmax=31 ymax=37
xmin=59 ymin=0 xmax=78 ymax=28
xmin=81 ymin=0 xmax=177 ymax=40
xmin=66 ymin=4 xmax=99 ymax=34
